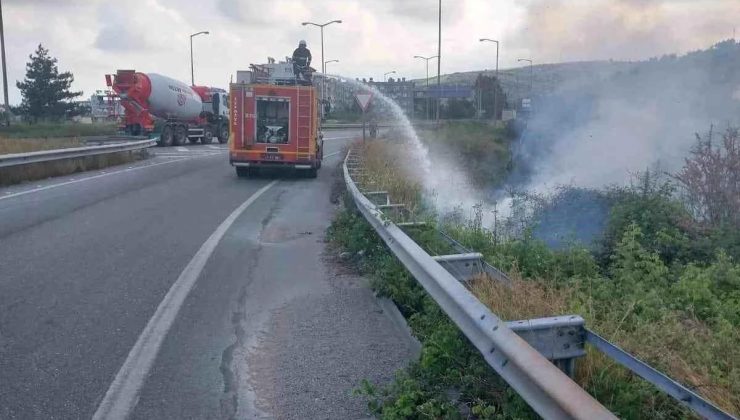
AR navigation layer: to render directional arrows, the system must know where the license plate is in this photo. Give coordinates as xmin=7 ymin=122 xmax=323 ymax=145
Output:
xmin=261 ymin=153 xmax=283 ymax=161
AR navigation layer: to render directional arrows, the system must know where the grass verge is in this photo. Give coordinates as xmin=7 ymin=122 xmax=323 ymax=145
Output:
xmin=0 ymin=137 xmax=85 ymax=154
xmin=0 ymin=122 xmax=118 ymax=139
xmin=0 ymin=150 xmax=148 ymax=186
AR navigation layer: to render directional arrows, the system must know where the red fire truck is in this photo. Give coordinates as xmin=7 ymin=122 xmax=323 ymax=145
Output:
xmin=229 ymin=61 xmax=323 ymax=178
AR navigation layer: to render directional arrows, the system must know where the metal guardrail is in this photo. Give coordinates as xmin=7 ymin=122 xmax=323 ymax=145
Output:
xmin=0 ymin=138 xmax=157 ymax=168
xmin=585 ymin=330 xmax=735 ymax=420
xmin=81 ymin=135 xmax=150 ymax=145
xmin=343 ymin=150 xmax=616 ymax=420
xmin=343 ymin=148 xmax=738 ymax=420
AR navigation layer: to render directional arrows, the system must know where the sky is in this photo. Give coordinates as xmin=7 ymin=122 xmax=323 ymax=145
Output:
xmin=2 ymin=0 xmax=738 ymax=105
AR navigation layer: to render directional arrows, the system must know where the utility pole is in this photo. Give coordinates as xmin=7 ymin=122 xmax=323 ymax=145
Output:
xmin=414 ymin=55 xmax=437 ymax=120
xmin=190 ymin=31 xmax=209 ymax=86
xmin=436 ymin=0 xmax=441 ymax=125
xmin=302 ymin=20 xmax=342 ymax=118
xmin=0 ymin=0 xmax=9 ymax=126
xmin=479 ymin=38 xmax=499 ymax=120
xmin=517 ymin=58 xmax=533 ymax=98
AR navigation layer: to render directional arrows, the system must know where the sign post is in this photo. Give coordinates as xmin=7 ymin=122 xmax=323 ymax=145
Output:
xmin=354 ymin=92 xmax=373 ymax=142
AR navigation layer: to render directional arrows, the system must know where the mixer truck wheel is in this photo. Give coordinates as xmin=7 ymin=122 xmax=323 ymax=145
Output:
xmin=218 ymin=125 xmax=229 ymax=144
xmin=201 ymin=128 xmax=214 ymax=144
xmin=160 ymin=126 xmax=174 ymax=147
xmin=173 ymin=126 xmax=187 ymax=146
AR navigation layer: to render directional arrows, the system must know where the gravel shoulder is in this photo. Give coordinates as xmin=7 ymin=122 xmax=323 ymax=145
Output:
xmin=236 ymin=161 xmax=418 ymax=419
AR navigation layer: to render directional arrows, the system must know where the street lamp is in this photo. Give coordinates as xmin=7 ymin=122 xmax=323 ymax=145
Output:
xmin=0 ymin=0 xmax=8 ymax=126
xmin=414 ymin=55 xmax=437 ymax=120
xmin=383 ymin=70 xmax=396 ymax=82
xmin=479 ymin=38 xmax=499 ymax=119
xmin=324 ymin=59 xmax=339 ymax=69
xmin=190 ymin=31 xmax=209 ymax=86
xmin=517 ymin=58 xmax=533 ymax=96
xmin=301 ymin=20 xmax=342 ymax=77
xmin=436 ymin=0 xmax=441 ymax=125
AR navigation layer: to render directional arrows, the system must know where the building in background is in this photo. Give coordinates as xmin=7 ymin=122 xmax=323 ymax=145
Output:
xmin=368 ymin=77 xmax=415 ymax=117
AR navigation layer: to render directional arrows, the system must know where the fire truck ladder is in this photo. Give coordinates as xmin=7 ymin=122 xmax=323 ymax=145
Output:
xmin=296 ymin=87 xmax=312 ymax=158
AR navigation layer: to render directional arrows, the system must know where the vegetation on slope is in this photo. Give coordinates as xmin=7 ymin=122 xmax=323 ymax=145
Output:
xmin=330 ymin=127 xmax=740 ymax=418
xmin=419 ymin=121 xmax=513 ymax=190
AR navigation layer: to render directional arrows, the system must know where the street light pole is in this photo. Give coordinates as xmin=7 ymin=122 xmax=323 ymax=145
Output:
xmin=0 ymin=0 xmax=8 ymax=125
xmin=517 ymin=58 xmax=533 ymax=96
xmin=302 ymin=20 xmax=342 ymax=77
xmin=383 ymin=70 xmax=396 ymax=82
xmin=302 ymin=20 xmax=341 ymax=116
xmin=324 ymin=59 xmax=338 ymax=107
xmin=479 ymin=38 xmax=499 ymax=119
xmin=324 ymin=59 xmax=339 ymax=71
xmin=190 ymin=31 xmax=209 ymax=86
xmin=414 ymin=55 xmax=437 ymax=120
xmin=436 ymin=0 xmax=441 ymax=125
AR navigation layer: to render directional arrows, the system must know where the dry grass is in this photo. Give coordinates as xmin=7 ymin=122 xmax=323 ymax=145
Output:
xmin=0 ymin=150 xmax=147 ymax=186
xmin=469 ymin=269 xmax=571 ymax=321
xmin=469 ymin=273 xmax=739 ymax=416
xmin=352 ymin=139 xmax=424 ymax=214
xmin=0 ymin=137 xmax=84 ymax=154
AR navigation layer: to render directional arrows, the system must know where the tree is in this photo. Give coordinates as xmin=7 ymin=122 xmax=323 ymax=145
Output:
xmin=16 ymin=44 xmax=82 ymax=121
xmin=674 ymin=126 xmax=740 ymax=229
xmin=474 ymin=74 xmax=506 ymax=119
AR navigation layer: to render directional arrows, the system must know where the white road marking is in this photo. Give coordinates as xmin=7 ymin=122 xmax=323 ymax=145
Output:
xmin=176 ymin=147 xmax=188 ymax=152
xmin=93 ymin=180 xmax=278 ymax=420
xmin=324 ymin=150 xmax=341 ymax=158
xmin=208 ymin=145 xmax=220 ymax=150
xmin=0 ymin=158 xmax=191 ymax=202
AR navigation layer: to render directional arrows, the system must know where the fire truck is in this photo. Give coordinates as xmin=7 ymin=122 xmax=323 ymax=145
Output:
xmin=229 ymin=60 xmax=323 ymax=178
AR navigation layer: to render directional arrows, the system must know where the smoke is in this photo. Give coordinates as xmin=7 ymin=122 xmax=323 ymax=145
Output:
xmin=516 ymin=0 xmax=740 ymax=63
xmin=512 ymin=41 xmax=740 ymax=193
xmin=484 ymin=40 xmax=740 ymax=245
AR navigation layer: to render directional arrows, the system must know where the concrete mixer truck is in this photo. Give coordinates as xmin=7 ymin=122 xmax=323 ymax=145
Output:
xmin=105 ymin=70 xmax=229 ymax=146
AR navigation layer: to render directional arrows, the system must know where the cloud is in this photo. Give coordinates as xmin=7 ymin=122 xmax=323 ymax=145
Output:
xmin=2 ymin=0 xmax=737 ymax=106
xmin=94 ymin=0 xmax=186 ymax=52
xmin=216 ymin=0 xmax=311 ymax=25
xmin=514 ymin=0 xmax=740 ymax=62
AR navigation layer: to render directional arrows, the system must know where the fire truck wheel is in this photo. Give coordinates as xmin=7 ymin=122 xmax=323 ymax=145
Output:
xmin=236 ymin=167 xmax=249 ymax=178
xmin=218 ymin=125 xmax=229 ymax=144
xmin=202 ymin=128 xmax=214 ymax=144
xmin=173 ymin=125 xmax=187 ymax=146
xmin=160 ymin=126 xmax=174 ymax=147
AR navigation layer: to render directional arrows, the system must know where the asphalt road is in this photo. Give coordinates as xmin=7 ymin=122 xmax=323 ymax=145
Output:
xmin=0 ymin=130 xmax=417 ymax=419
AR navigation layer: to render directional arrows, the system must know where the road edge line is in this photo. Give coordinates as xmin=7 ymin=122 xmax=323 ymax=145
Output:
xmin=92 ymin=180 xmax=278 ymax=420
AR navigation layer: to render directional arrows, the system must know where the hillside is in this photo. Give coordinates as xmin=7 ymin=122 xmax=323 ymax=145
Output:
xmin=416 ymin=39 xmax=740 ymax=107
xmin=416 ymin=60 xmax=636 ymax=103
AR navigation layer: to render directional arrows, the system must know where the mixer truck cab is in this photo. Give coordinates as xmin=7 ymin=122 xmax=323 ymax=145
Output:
xmin=229 ymin=60 xmax=323 ymax=178
xmin=106 ymin=70 xmax=230 ymax=146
